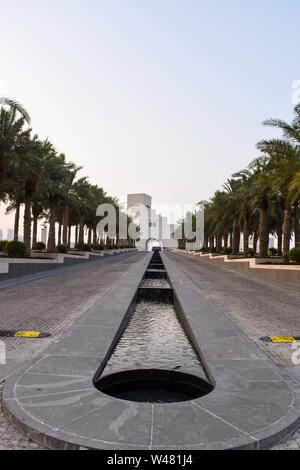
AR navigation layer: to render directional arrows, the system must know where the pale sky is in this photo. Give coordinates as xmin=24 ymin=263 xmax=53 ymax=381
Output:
xmin=0 ymin=0 xmax=299 ymax=234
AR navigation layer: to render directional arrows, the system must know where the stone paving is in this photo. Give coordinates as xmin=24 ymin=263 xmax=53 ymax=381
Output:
xmin=165 ymin=252 xmax=300 ymax=450
xmin=2 ymin=251 xmax=300 ymax=450
xmin=0 ymin=251 xmax=146 ymax=449
xmin=167 ymin=252 xmax=300 ymax=367
xmin=1 ymin=250 xmax=300 ymax=449
xmin=0 ymin=384 xmax=42 ymax=450
xmin=0 ymin=252 xmax=144 ymax=368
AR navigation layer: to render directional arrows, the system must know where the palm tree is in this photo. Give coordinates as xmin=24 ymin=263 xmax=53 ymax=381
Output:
xmin=289 ymin=171 xmax=300 ymax=205
xmin=31 ymin=200 xmax=45 ymax=248
xmin=11 ymin=133 xmax=44 ymax=255
xmin=204 ymin=191 xmax=231 ymax=251
xmin=231 ymin=172 xmax=256 ymax=254
xmin=5 ymin=194 xmax=24 ymax=241
xmin=263 ymin=104 xmax=300 ymax=145
xmin=0 ymin=108 xmax=27 ymax=187
xmin=222 ymin=179 xmax=243 ymax=255
xmin=268 ymin=194 xmax=284 ymax=256
xmin=243 ymin=157 xmax=272 ymax=257
xmin=260 ymin=105 xmax=300 ymax=259
xmin=43 ymin=153 xmax=77 ymax=252
xmin=71 ymin=178 xmax=94 ymax=247
xmin=257 ymin=140 xmax=300 ymax=261
xmin=0 ymin=97 xmax=31 ymax=124
xmin=59 ymin=165 xmax=81 ymax=247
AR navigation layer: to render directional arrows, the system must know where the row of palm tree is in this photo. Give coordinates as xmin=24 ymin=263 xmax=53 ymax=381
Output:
xmin=181 ymin=103 xmax=300 ymax=262
xmin=0 ymin=97 xmax=134 ymax=256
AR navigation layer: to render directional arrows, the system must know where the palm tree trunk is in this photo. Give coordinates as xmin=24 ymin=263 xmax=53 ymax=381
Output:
xmin=93 ymin=227 xmax=97 ymax=245
xmin=223 ymin=232 xmax=228 ymax=248
xmin=277 ymin=227 xmax=283 ymax=256
xmin=75 ymin=225 xmax=78 ymax=247
xmin=47 ymin=206 xmax=56 ymax=252
xmin=58 ymin=223 xmax=62 ymax=245
xmin=253 ymin=229 xmax=259 ymax=255
xmin=243 ymin=219 xmax=249 ymax=254
xmin=87 ymin=228 xmax=92 ymax=246
xmin=23 ymin=194 xmax=32 ymax=256
xmin=259 ymin=208 xmax=269 ymax=257
xmin=68 ymin=225 xmax=72 ymax=248
xmin=216 ymin=230 xmax=222 ymax=252
xmin=62 ymin=205 xmax=69 ymax=246
xmin=232 ymin=217 xmax=240 ymax=255
xmin=294 ymin=210 xmax=300 ymax=248
xmin=204 ymin=236 xmax=208 ymax=250
xmin=78 ymin=218 xmax=84 ymax=246
xmin=282 ymin=208 xmax=291 ymax=263
xmin=32 ymin=216 xmax=38 ymax=248
xmin=229 ymin=232 xmax=233 ymax=249
xmin=14 ymin=203 xmax=20 ymax=241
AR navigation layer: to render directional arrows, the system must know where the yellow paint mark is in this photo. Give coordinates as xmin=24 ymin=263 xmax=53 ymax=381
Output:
xmin=269 ymin=336 xmax=296 ymax=344
xmin=14 ymin=331 xmax=41 ymax=338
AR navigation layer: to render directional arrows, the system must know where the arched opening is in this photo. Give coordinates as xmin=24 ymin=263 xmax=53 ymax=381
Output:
xmin=146 ymin=238 xmax=163 ymax=252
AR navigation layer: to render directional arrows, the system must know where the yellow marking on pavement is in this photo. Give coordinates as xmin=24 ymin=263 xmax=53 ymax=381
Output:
xmin=14 ymin=331 xmax=41 ymax=338
xmin=269 ymin=336 xmax=296 ymax=344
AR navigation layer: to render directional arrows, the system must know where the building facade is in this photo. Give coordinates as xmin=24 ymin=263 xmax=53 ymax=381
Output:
xmin=127 ymin=193 xmax=177 ymax=251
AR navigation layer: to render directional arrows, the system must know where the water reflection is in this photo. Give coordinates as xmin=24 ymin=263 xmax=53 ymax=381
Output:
xmin=141 ymin=279 xmax=170 ymax=288
xmin=104 ymin=300 xmax=205 ymax=378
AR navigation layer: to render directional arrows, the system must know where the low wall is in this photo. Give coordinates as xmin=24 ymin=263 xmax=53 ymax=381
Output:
xmin=175 ymin=250 xmax=300 ymax=286
xmin=0 ymin=249 xmax=135 ymax=282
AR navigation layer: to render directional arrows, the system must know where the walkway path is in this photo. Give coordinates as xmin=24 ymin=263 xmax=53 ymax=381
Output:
xmin=166 ymin=252 xmax=300 ymax=366
xmin=0 ymin=251 xmax=146 ymax=449
xmin=1 ymin=250 xmax=300 ymax=450
xmin=2 ymin=250 xmax=300 ymax=450
xmin=165 ymin=251 xmax=300 ymax=450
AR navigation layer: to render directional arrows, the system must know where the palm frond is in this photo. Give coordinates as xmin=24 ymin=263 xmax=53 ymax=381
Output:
xmin=0 ymin=96 xmax=31 ymax=124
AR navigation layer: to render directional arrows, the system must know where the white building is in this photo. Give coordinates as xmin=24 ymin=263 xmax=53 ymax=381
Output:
xmin=41 ymin=226 xmax=48 ymax=245
xmin=7 ymin=229 xmax=13 ymax=241
xmin=127 ymin=193 xmax=177 ymax=251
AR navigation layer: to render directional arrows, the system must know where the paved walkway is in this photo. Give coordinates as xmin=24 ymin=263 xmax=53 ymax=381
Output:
xmin=1 ymin=250 xmax=300 ymax=450
xmin=0 ymin=251 xmax=146 ymax=449
xmin=0 ymin=252 xmax=145 ymax=373
xmin=3 ymin=251 xmax=300 ymax=450
xmin=165 ymin=252 xmax=300 ymax=450
xmin=166 ymin=252 xmax=300 ymax=366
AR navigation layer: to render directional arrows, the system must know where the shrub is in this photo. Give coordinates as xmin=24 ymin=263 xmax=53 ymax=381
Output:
xmin=245 ymin=248 xmax=255 ymax=258
xmin=269 ymin=247 xmax=278 ymax=256
xmin=289 ymin=247 xmax=300 ymax=264
xmin=6 ymin=241 xmax=26 ymax=258
xmin=76 ymin=243 xmax=92 ymax=252
xmin=210 ymin=247 xmax=217 ymax=253
xmin=82 ymin=244 xmax=91 ymax=252
xmin=34 ymin=242 xmax=46 ymax=251
xmin=105 ymin=244 xmax=114 ymax=250
xmin=56 ymin=244 xmax=68 ymax=254
xmin=223 ymin=247 xmax=232 ymax=255
xmin=0 ymin=240 xmax=8 ymax=252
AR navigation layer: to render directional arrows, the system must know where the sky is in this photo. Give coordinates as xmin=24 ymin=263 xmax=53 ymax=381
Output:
xmin=0 ymin=0 xmax=300 ymax=234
